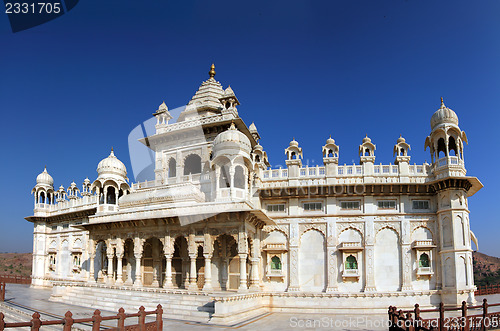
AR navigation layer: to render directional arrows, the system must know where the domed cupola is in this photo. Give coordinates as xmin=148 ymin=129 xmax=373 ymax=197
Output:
xmin=212 ymin=122 xmax=252 ymax=159
xmin=32 ymin=167 xmax=55 ymax=206
xmin=96 ymin=148 xmax=128 ymax=180
xmin=430 ymin=97 xmax=459 ymax=130
xmin=91 ymin=148 xmax=130 ymax=209
xmin=36 ymin=167 xmax=54 ymax=187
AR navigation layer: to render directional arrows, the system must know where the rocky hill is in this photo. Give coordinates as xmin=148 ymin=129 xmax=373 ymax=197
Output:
xmin=0 ymin=251 xmax=499 ymax=285
xmin=473 ymin=251 xmax=500 ymax=287
xmin=0 ymin=253 xmax=32 ymax=277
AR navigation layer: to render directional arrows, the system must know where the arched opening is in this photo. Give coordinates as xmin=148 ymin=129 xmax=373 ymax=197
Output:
xmin=184 ymin=154 xmax=201 ymax=175
xmin=40 ymin=192 xmax=46 ymax=204
xmin=219 ymin=165 xmax=230 ymax=188
xmin=449 ymin=136 xmax=458 ymax=156
xmin=271 ymin=256 xmax=282 ymax=270
xmin=196 ymin=246 xmax=205 ymax=290
xmin=173 ymin=236 xmax=188 ymax=289
xmin=345 ymin=255 xmax=358 ymax=270
xmin=255 ymin=155 xmax=260 ymax=162
xmin=419 ymin=253 xmax=430 ymax=268
xmin=95 ymin=241 xmax=108 ymax=282
xmin=123 ymin=239 xmax=135 ymax=285
xmin=234 ymin=166 xmax=245 ymax=189
xmin=142 ymin=237 xmax=163 ymax=287
xmin=168 ymin=158 xmax=176 ymax=178
xmin=328 ymin=149 xmax=333 ymax=157
xmin=400 ymin=148 xmax=405 ymax=156
xmin=299 ymin=230 xmax=326 ymax=292
xmin=437 ymin=138 xmax=446 ymax=158
xmin=374 ymin=228 xmax=401 ymax=291
xmin=291 ymin=152 xmax=296 ymax=159
xmin=106 ymin=187 xmax=116 ymax=204
xmin=365 ymin=148 xmax=370 ymax=156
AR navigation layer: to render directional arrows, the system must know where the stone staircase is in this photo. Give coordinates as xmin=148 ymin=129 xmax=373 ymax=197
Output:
xmin=50 ymin=285 xmax=215 ymax=323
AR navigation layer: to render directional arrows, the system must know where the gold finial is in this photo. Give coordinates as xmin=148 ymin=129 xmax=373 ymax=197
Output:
xmin=111 ymin=146 xmax=114 ymax=152
xmin=441 ymin=97 xmax=444 ymax=106
xmin=209 ymin=64 xmax=216 ymax=78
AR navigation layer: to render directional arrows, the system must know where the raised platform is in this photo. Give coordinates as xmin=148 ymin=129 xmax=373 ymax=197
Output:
xmin=48 ymin=281 xmax=454 ymax=325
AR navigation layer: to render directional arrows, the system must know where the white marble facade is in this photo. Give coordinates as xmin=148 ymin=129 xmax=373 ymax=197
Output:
xmin=27 ymin=65 xmax=483 ymax=312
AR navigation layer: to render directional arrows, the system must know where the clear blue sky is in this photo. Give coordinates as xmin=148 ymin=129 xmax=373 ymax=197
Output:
xmin=0 ymin=1 xmax=498 ymax=255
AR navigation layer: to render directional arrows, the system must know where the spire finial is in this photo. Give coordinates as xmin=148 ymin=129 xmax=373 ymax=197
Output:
xmin=229 ymin=120 xmax=236 ymax=130
xmin=209 ymin=64 xmax=216 ymax=78
xmin=110 ymin=147 xmax=115 ymax=156
xmin=44 ymin=165 xmax=47 ymax=172
xmin=441 ymin=97 xmax=444 ymax=107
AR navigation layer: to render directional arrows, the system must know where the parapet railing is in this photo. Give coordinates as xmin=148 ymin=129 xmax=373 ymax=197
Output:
xmin=388 ymin=299 xmax=500 ymax=331
xmin=475 ymin=284 xmax=500 ymax=296
xmin=0 ymin=304 xmax=163 ymax=331
xmin=0 ymin=275 xmax=31 ymax=285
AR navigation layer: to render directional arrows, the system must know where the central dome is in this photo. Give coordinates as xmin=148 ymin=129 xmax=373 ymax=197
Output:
xmin=97 ymin=149 xmax=127 ymax=178
xmin=213 ymin=122 xmax=251 ymax=156
xmin=431 ymin=98 xmax=459 ymax=130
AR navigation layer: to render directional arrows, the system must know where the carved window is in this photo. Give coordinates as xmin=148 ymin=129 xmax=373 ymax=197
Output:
xmin=340 ymin=201 xmax=360 ymax=210
xmin=267 ymin=204 xmax=285 ymax=212
xmin=184 ymin=154 xmax=201 ymax=175
xmin=168 ymin=158 xmax=176 ymax=178
xmin=303 ymin=202 xmax=322 ymax=211
xmin=413 ymin=200 xmax=429 ymax=210
xmin=234 ymin=166 xmax=245 ymax=189
xmin=378 ymin=200 xmax=397 ymax=209
xmin=345 ymin=255 xmax=358 ymax=270
xmin=419 ymin=253 xmax=430 ymax=268
xmin=270 ymin=256 xmax=282 ymax=270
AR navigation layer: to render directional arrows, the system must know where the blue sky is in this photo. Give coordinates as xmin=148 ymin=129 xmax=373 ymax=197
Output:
xmin=0 ymin=1 xmax=498 ymax=255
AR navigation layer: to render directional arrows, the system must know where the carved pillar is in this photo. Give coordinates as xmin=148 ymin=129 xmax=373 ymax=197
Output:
xmin=249 ymin=230 xmax=261 ymax=291
xmin=125 ymin=257 xmax=133 ymax=285
xmin=116 ymin=252 xmax=124 ymax=286
xmin=203 ymin=232 xmax=213 ymax=292
xmin=106 ymin=251 xmax=114 ymax=285
xmin=88 ymin=252 xmax=96 ymax=283
xmin=364 ymin=219 xmax=376 ymax=291
xmin=163 ymin=235 xmax=174 ymax=289
xmin=238 ymin=253 xmax=248 ymax=292
xmin=164 ymin=255 xmax=173 ymax=288
xmin=133 ymin=238 xmax=144 ymax=287
xmin=203 ymin=254 xmax=213 ymax=291
xmin=288 ymin=223 xmax=300 ymax=291
xmin=188 ymin=254 xmax=198 ymax=290
xmin=401 ymin=219 xmax=413 ymax=291
xmin=326 ymin=219 xmax=338 ymax=292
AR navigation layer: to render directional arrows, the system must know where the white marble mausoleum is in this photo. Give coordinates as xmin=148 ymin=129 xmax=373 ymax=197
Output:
xmin=26 ymin=65 xmax=483 ymax=323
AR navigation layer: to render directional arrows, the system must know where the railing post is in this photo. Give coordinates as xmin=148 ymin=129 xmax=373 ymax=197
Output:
xmin=388 ymin=306 xmax=394 ymax=331
xmin=439 ymin=302 xmax=444 ymax=331
xmin=406 ymin=312 xmax=414 ymax=331
xmin=63 ymin=311 xmax=73 ymax=331
xmin=138 ymin=306 xmax=146 ymax=331
xmin=414 ymin=304 xmax=421 ymax=329
xmin=156 ymin=304 xmax=163 ymax=331
xmin=0 ymin=283 xmax=5 ymax=302
xmin=0 ymin=312 xmax=5 ymax=331
xmin=482 ymin=298 xmax=488 ymax=331
xmin=31 ymin=312 xmax=42 ymax=331
xmin=117 ymin=307 xmax=126 ymax=330
xmin=92 ymin=310 xmax=102 ymax=331
xmin=461 ymin=301 xmax=468 ymax=331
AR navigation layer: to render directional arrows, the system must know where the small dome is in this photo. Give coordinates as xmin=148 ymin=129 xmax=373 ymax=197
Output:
xmin=397 ymin=135 xmax=406 ymax=144
xmin=97 ymin=148 xmax=127 ymax=178
xmin=362 ymin=135 xmax=372 ymax=144
xmin=213 ymin=122 xmax=251 ymax=155
xmin=36 ymin=167 xmax=54 ymax=186
xmin=83 ymin=177 xmax=90 ymax=184
xmin=430 ymin=98 xmax=459 ymax=130
xmin=253 ymin=143 xmax=263 ymax=152
xmin=289 ymin=138 xmax=299 ymax=147
xmin=326 ymin=136 xmax=335 ymax=145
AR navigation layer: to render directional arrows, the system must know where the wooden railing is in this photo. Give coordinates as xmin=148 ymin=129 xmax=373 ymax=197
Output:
xmin=0 ymin=275 xmax=31 ymax=285
xmin=0 ymin=305 xmax=163 ymax=331
xmin=475 ymin=285 xmax=500 ymax=296
xmin=389 ymin=299 xmax=500 ymax=331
